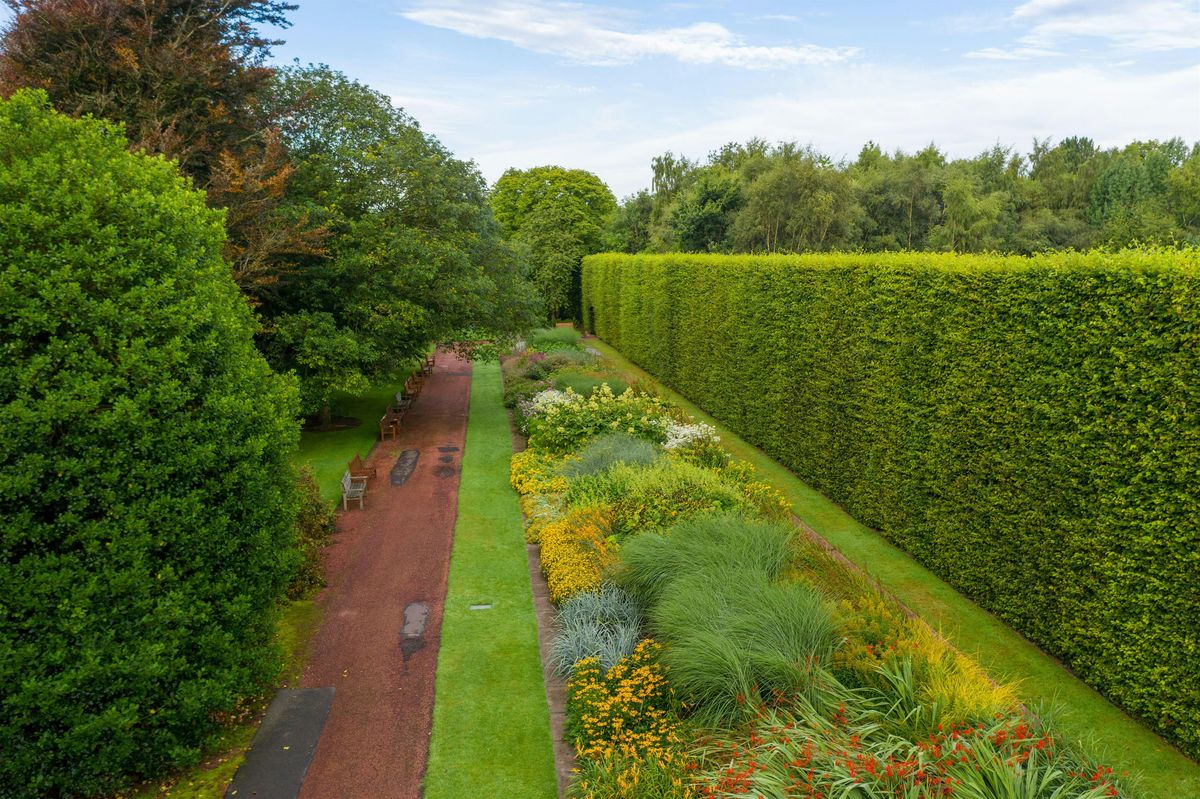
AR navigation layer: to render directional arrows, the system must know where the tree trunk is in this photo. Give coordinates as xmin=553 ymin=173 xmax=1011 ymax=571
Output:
xmin=318 ymin=403 xmax=332 ymax=431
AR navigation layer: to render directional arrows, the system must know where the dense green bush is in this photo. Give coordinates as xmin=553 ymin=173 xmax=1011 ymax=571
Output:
xmin=553 ymin=369 xmax=629 ymax=398
xmin=584 ymin=249 xmax=1200 ymax=757
xmin=565 ymin=461 xmax=750 ymax=536
xmin=0 ymin=91 xmax=301 ymax=797
xmin=527 ymin=326 xmax=583 ymax=350
xmin=288 ymin=467 xmax=337 ymax=599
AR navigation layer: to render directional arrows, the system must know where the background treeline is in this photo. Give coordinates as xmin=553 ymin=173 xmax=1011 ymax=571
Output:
xmin=583 ymin=250 xmax=1200 ymax=763
xmin=604 ymin=137 xmax=1200 ymax=256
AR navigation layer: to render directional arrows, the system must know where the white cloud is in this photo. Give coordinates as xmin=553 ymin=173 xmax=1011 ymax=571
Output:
xmin=400 ymin=0 xmax=858 ymax=68
xmin=453 ymin=63 xmax=1200 ymax=195
xmin=965 ymin=45 xmax=1061 ymax=59
xmin=1011 ymin=0 xmax=1200 ymax=51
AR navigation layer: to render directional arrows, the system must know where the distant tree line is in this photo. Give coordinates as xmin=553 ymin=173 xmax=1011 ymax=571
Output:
xmin=604 ymin=137 xmax=1200 ymax=255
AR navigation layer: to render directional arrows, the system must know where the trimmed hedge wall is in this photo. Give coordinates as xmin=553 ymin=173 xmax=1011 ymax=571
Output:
xmin=582 ymin=250 xmax=1200 ymax=759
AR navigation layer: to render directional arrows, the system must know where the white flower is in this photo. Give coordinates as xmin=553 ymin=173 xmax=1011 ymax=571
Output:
xmin=662 ymin=420 xmax=719 ymax=451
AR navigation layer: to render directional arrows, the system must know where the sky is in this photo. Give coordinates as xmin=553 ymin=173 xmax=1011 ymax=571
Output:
xmin=4 ymin=1 xmax=1200 ymax=195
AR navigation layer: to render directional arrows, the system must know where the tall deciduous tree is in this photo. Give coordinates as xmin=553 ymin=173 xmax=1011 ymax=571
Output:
xmin=260 ymin=65 xmax=539 ymax=424
xmin=490 ymin=165 xmax=616 ymax=319
xmin=0 ymin=0 xmax=324 ymax=298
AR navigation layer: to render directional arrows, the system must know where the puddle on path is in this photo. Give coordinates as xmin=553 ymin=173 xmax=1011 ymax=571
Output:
xmin=390 ymin=450 xmax=420 ymax=486
xmin=401 ymin=602 xmax=429 ymax=660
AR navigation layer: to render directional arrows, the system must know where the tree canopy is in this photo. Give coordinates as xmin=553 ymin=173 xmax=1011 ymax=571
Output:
xmin=604 ymin=137 xmax=1200 ymax=256
xmin=260 ymin=64 xmax=540 ymax=422
xmin=0 ymin=0 xmax=323 ymax=297
xmin=490 ymin=165 xmax=615 ymax=319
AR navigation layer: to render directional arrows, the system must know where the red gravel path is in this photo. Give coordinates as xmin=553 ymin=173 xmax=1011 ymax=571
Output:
xmin=298 ymin=352 xmax=472 ymax=799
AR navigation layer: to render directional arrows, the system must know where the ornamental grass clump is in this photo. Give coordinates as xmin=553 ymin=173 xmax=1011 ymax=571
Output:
xmin=650 ymin=574 xmax=839 ymax=724
xmin=551 ymin=585 xmax=643 ymax=675
xmin=554 ymin=368 xmax=630 ymax=398
xmin=613 ymin=512 xmax=793 ymax=608
xmin=561 ymin=432 xmax=660 ymax=478
xmin=527 ymin=325 xmax=583 ymax=350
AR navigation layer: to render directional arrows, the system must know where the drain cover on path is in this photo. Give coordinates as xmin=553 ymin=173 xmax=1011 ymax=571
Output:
xmin=223 ymin=688 xmax=334 ymax=799
xmin=436 ymin=445 xmax=459 ymax=452
xmin=390 ymin=450 xmax=420 ymax=486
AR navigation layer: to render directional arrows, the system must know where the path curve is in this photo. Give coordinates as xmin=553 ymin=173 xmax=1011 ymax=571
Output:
xmin=298 ymin=352 xmax=472 ymax=799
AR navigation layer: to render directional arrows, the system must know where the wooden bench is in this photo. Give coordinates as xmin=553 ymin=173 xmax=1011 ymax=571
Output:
xmin=421 ymin=354 xmax=436 ymax=375
xmin=405 ymin=373 xmax=423 ymax=395
xmin=390 ymin=390 xmax=412 ymax=415
xmin=379 ymin=412 xmax=400 ymax=441
xmin=341 ymin=470 xmax=367 ymax=510
xmin=349 ymin=453 xmax=376 ymax=481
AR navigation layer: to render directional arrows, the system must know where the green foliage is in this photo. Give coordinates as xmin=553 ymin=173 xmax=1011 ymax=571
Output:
xmin=561 ymin=433 xmax=660 ymax=478
xmin=612 ymin=513 xmax=793 ymax=608
xmin=527 ymin=326 xmax=584 ymax=350
xmin=602 ymin=137 xmax=1200 ymax=256
xmin=260 ymin=65 xmax=540 ymax=420
xmin=651 ymin=576 xmax=838 ymax=724
xmin=565 ymin=461 xmax=750 ymax=536
xmin=570 ymin=751 xmax=694 ymax=799
xmin=553 ymin=369 xmax=629 ymax=398
xmin=526 ymin=384 xmax=669 ymax=454
xmin=0 ymin=91 xmax=301 ymax=797
xmin=583 ymin=249 xmax=1200 ymax=758
xmin=490 ymin=166 xmax=617 ymax=319
xmin=287 ymin=467 xmax=336 ymax=599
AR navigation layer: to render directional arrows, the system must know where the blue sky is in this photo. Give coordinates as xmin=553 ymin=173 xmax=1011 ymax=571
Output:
xmin=4 ymin=1 xmax=1199 ymax=194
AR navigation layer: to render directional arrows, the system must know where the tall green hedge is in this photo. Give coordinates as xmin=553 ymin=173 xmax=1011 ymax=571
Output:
xmin=583 ymin=250 xmax=1200 ymax=759
xmin=0 ymin=91 xmax=301 ymax=796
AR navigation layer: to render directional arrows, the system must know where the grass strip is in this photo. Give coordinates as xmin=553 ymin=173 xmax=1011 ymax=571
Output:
xmin=296 ymin=383 xmax=403 ymax=501
xmin=424 ymin=360 xmax=557 ymax=798
xmin=590 ymin=336 xmax=1200 ymax=797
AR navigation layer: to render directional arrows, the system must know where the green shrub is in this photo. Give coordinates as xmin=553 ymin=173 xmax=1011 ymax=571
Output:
xmin=561 ymin=432 xmax=659 ymax=478
xmin=287 ymin=467 xmax=336 ymax=599
xmin=526 ymin=383 xmax=669 ymax=454
xmin=553 ymin=368 xmax=629 ymax=397
xmin=565 ymin=461 xmax=750 ymax=536
xmin=583 ymin=249 xmax=1200 ymax=757
xmin=528 ymin=326 xmax=583 ymax=350
xmin=0 ymin=91 xmax=301 ymax=797
xmin=612 ymin=512 xmax=792 ymax=607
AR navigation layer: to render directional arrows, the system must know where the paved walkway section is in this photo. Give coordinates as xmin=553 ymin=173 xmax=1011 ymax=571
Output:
xmin=297 ymin=352 xmax=472 ymax=799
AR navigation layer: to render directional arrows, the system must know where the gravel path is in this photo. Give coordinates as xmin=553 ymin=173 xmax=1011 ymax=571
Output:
xmin=297 ymin=352 xmax=472 ymax=799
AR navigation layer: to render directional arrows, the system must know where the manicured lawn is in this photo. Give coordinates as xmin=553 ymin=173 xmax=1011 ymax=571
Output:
xmin=589 ymin=337 xmax=1200 ymax=799
xmin=424 ymin=361 xmax=557 ymax=798
xmin=296 ymin=382 xmax=403 ymax=501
